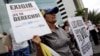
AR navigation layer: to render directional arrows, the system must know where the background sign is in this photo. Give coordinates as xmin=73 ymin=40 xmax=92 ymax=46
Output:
xmin=68 ymin=16 xmax=93 ymax=56
xmin=6 ymin=1 xmax=51 ymax=43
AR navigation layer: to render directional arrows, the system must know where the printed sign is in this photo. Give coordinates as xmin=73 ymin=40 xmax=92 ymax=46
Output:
xmin=6 ymin=1 xmax=51 ymax=43
xmin=68 ymin=16 xmax=93 ymax=56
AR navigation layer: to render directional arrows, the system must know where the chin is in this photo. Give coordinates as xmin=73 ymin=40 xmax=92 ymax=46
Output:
xmin=52 ymin=21 xmax=56 ymax=24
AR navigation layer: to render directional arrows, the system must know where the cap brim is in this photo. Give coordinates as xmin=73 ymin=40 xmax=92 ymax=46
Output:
xmin=45 ymin=7 xmax=59 ymax=14
xmin=50 ymin=7 xmax=59 ymax=14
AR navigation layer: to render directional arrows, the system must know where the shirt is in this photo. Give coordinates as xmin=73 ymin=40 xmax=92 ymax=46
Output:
xmin=41 ymin=27 xmax=73 ymax=56
xmin=9 ymin=29 xmax=29 ymax=51
xmin=0 ymin=34 xmax=8 ymax=54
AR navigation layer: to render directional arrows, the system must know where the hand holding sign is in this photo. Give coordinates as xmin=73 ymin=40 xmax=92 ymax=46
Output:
xmin=32 ymin=35 xmax=41 ymax=45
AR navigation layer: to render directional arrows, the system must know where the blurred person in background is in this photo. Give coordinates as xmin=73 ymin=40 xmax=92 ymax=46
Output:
xmin=85 ymin=20 xmax=99 ymax=45
xmin=7 ymin=29 xmax=31 ymax=56
xmin=0 ymin=32 xmax=8 ymax=56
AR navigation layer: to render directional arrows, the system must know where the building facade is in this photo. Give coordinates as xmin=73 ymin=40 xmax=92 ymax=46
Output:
xmin=73 ymin=0 xmax=84 ymax=9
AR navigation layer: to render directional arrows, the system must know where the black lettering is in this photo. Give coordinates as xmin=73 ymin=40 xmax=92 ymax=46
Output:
xmin=10 ymin=3 xmax=33 ymax=10
xmin=13 ymin=13 xmax=40 ymax=22
xmin=21 ymin=4 xmax=26 ymax=8
xmin=18 ymin=5 xmax=21 ymax=9
xmin=75 ymin=29 xmax=83 ymax=42
xmin=81 ymin=41 xmax=92 ymax=54
xmin=24 ymin=16 xmax=28 ymax=20
xmin=80 ymin=27 xmax=88 ymax=39
xmin=19 ymin=13 xmax=23 ymax=15
xmin=14 ymin=5 xmax=19 ymax=10
xmin=27 ymin=15 xmax=32 ymax=19
xmin=13 ymin=14 xmax=18 ymax=16
xmin=28 ymin=3 xmax=33 ymax=7
xmin=77 ymin=20 xmax=84 ymax=27
xmin=13 ymin=17 xmax=18 ymax=21
xmin=71 ymin=21 xmax=78 ymax=28
xmin=10 ymin=5 xmax=13 ymax=10
xmin=20 ymin=16 xmax=25 ymax=20
xmin=17 ymin=17 xmax=21 ymax=21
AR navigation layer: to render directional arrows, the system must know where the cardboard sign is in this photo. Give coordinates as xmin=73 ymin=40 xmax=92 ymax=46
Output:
xmin=68 ymin=16 xmax=93 ymax=56
xmin=6 ymin=1 xmax=51 ymax=43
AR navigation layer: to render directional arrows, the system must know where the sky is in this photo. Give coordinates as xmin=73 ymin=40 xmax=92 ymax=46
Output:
xmin=10 ymin=0 xmax=57 ymax=9
xmin=82 ymin=0 xmax=100 ymax=11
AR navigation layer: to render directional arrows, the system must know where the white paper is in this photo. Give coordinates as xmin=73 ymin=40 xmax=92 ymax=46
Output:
xmin=67 ymin=16 xmax=93 ymax=56
xmin=6 ymin=1 xmax=51 ymax=43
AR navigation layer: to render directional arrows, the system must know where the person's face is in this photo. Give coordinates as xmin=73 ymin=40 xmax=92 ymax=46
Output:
xmin=65 ymin=21 xmax=69 ymax=26
xmin=44 ymin=13 xmax=57 ymax=24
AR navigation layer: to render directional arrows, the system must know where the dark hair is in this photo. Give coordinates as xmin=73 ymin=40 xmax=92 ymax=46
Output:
xmin=2 ymin=32 xmax=7 ymax=35
xmin=62 ymin=20 xmax=69 ymax=30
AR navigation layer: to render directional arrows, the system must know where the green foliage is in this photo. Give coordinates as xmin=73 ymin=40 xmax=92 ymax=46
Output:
xmin=75 ymin=8 xmax=85 ymax=16
xmin=75 ymin=8 xmax=100 ymax=24
xmin=88 ymin=10 xmax=100 ymax=24
xmin=75 ymin=8 xmax=85 ymax=21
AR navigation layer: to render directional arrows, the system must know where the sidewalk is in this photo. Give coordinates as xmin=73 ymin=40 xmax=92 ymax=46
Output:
xmin=92 ymin=40 xmax=100 ymax=56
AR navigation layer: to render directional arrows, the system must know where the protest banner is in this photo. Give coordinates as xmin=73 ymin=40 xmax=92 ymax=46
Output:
xmin=6 ymin=1 xmax=51 ymax=43
xmin=67 ymin=16 xmax=93 ymax=56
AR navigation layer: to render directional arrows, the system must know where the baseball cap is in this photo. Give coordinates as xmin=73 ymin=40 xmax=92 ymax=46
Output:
xmin=40 ymin=7 xmax=59 ymax=16
xmin=44 ymin=7 xmax=59 ymax=14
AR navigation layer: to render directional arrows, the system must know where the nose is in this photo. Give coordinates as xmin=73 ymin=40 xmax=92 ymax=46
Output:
xmin=52 ymin=13 xmax=56 ymax=16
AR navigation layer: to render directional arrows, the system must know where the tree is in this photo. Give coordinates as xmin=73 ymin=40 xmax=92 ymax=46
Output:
xmin=75 ymin=8 xmax=85 ymax=16
xmin=75 ymin=8 xmax=86 ymax=21
xmin=88 ymin=10 xmax=100 ymax=25
xmin=75 ymin=8 xmax=100 ymax=25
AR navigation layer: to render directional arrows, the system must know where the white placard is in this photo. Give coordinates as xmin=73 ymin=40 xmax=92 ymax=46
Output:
xmin=67 ymin=16 xmax=93 ymax=56
xmin=6 ymin=1 xmax=51 ymax=43
xmin=88 ymin=20 xmax=94 ymax=31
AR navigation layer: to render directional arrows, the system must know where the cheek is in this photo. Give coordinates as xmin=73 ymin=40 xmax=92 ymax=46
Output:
xmin=52 ymin=17 xmax=57 ymax=20
xmin=45 ymin=15 xmax=57 ymax=22
xmin=45 ymin=17 xmax=51 ymax=22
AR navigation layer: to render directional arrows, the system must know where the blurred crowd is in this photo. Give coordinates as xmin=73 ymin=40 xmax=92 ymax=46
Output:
xmin=0 ymin=7 xmax=100 ymax=56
